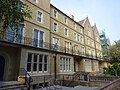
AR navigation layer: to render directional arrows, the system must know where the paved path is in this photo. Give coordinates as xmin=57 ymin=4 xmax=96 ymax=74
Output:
xmin=61 ymin=86 xmax=97 ymax=90
xmin=36 ymin=86 xmax=98 ymax=90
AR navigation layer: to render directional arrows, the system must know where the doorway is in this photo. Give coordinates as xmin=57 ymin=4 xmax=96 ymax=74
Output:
xmin=0 ymin=56 xmax=5 ymax=81
xmin=74 ymin=61 xmax=76 ymax=72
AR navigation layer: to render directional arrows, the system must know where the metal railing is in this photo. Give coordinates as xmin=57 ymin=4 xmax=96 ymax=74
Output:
xmin=0 ymin=31 xmax=103 ymax=60
xmin=67 ymin=71 xmax=89 ymax=87
xmin=19 ymin=68 xmax=33 ymax=90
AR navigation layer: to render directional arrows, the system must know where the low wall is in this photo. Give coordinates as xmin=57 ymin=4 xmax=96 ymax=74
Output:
xmin=95 ymin=78 xmax=120 ymax=90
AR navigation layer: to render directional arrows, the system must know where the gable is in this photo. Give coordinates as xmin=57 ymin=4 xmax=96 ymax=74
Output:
xmin=92 ymin=24 xmax=99 ymax=35
xmin=84 ymin=17 xmax=92 ymax=28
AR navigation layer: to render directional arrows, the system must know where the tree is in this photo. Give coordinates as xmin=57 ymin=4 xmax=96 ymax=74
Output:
xmin=0 ymin=0 xmax=31 ymax=35
xmin=109 ymin=40 xmax=120 ymax=63
xmin=104 ymin=63 xmax=120 ymax=76
xmin=103 ymin=40 xmax=120 ymax=76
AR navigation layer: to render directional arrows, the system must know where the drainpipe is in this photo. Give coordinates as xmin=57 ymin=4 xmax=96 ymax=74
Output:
xmin=53 ymin=44 xmax=57 ymax=85
xmin=54 ymin=54 xmax=57 ymax=84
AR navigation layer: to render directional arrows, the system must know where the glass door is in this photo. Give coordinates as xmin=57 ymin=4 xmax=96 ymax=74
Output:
xmin=39 ymin=31 xmax=44 ymax=47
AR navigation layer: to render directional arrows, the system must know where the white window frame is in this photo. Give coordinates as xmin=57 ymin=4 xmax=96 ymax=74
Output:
xmin=52 ymin=37 xmax=59 ymax=45
xmin=27 ymin=52 xmax=49 ymax=74
xmin=60 ymin=57 xmax=63 ymax=72
xmin=74 ymin=33 xmax=77 ymax=41
xmin=80 ymin=27 xmax=83 ymax=33
xmin=64 ymin=16 xmax=67 ymax=24
xmin=32 ymin=54 xmax=38 ymax=73
xmin=73 ymin=22 xmax=76 ymax=29
xmin=53 ymin=22 xmax=58 ymax=32
xmin=59 ymin=57 xmax=71 ymax=72
xmin=53 ymin=9 xmax=57 ymax=18
xmin=78 ymin=34 xmax=80 ymax=41
xmin=81 ymin=47 xmax=85 ymax=55
xmin=80 ymin=35 xmax=83 ymax=43
xmin=43 ymin=55 xmax=48 ymax=73
xmin=36 ymin=10 xmax=43 ymax=23
xmin=64 ymin=28 xmax=68 ymax=36
xmin=33 ymin=28 xmax=45 ymax=47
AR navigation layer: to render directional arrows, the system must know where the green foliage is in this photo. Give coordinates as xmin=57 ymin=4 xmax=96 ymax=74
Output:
xmin=109 ymin=40 xmax=120 ymax=63
xmin=0 ymin=0 xmax=31 ymax=31
xmin=104 ymin=63 xmax=120 ymax=76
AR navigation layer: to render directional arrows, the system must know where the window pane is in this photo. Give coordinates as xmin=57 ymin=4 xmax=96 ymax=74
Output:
xmin=69 ymin=58 xmax=71 ymax=70
xmin=27 ymin=53 xmax=32 ymax=72
xmin=64 ymin=28 xmax=67 ymax=36
xmin=33 ymin=54 xmax=38 ymax=72
xmin=33 ymin=63 xmax=37 ymax=71
xmin=52 ymin=37 xmax=56 ymax=44
xmin=39 ymin=55 xmax=42 ymax=62
xmin=66 ymin=58 xmax=68 ymax=71
xmin=44 ymin=64 xmax=47 ymax=71
xmin=27 ymin=53 xmax=32 ymax=62
xmin=34 ymin=29 xmax=38 ymax=46
xmin=54 ymin=10 xmax=57 ymax=17
xmin=37 ymin=11 xmax=42 ymax=22
xmin=63 ymin=58 xmax=65 ymax=71
xmin=64 ymin=17 xmax=67 ymax=23
xmin=39 ymin=55 xmax=42 ymax=71
xmin=74 ymin=33 xmax=76 ymax=40
xmin=60 ymin=57 xmax=62 ymax=71
xmin=54 ymin=23 xmax=57 ymax=31
xmin=44 ymin=55 xmax=47 ymax=63
xmin=44 ymin=55 xmax=48 ymax=71
xmin=34 ymin=54 xmax=38 ymax=62
xmin=27 ymin=63 xmax=31 ymax=71
xmin=7 ymin=26 xmax=15 ymax=42
xmin=39 ymin=31 xmax=44 ymax=47
xmin=39 ymin=64 xmax=42 ymax=71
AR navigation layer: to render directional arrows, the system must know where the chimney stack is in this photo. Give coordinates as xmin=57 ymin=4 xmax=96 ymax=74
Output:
xmin=69 ymin=14 xmax=74 ymax=20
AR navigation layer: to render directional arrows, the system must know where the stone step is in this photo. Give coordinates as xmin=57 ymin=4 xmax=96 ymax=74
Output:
xmin=0 ymin=81 xmax=27 ymax=90
xmin=1 ymin=84 xmax=27 ymax=90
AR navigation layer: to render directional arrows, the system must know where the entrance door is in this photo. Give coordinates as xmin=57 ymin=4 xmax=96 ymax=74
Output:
xmin=0 ymin=56 xmax=5 ymax=81
xmin=74 ymin=61 xmax=76 ymax=72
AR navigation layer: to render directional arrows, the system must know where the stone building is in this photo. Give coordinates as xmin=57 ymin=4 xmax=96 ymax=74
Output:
xmin=0 ymin=0 xmax=109 ymax=87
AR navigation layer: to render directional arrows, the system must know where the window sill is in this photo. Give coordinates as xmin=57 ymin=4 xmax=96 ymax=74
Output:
xmin=28 ymin=72 xmax=49 ymax=76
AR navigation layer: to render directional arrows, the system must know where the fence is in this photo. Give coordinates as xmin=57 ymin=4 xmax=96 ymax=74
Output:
xmin=0 ymin=31 xmax=102 ymax=60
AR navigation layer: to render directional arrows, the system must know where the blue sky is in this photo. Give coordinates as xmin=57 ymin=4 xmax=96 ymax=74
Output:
xmin=51 ymin=0 xmax=120 ymax=44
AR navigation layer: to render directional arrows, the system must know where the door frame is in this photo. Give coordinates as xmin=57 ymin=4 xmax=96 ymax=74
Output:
xmin=0 ymin=56 xmax=5 ymax=81
xmin=0 ymin=52 xmax=10 ymax=81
